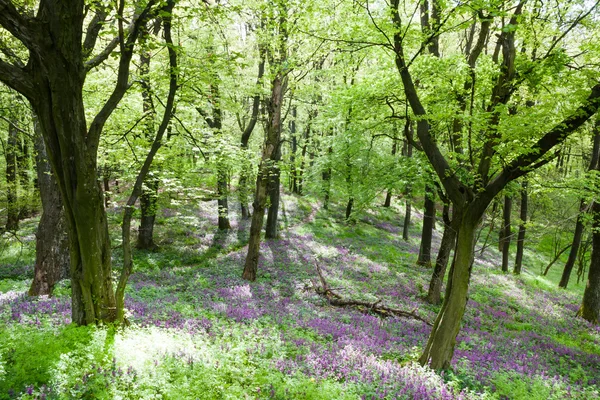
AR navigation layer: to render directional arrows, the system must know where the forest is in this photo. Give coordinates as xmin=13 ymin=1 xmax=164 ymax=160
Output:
xmin=0 ymin=0 xmax=599 ymax=398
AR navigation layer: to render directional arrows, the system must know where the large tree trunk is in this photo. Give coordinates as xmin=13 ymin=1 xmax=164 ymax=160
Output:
xmin=427 ymin=203 xmax=456 ymax=304
xmin=29 ymin=120 xmax=69 ymax=296
xmin=419 ymin=206 xmax=482 ymax=369
xmin=560 ymin=130 xmax=600 ymax=287
xmin=418 ymin=184 xmax=436 ymax=266
xmin=578 ymin=200 xmax=600 ymax=324
xmin=514 ymin=180 xmax=527 ymax=274
xmin=501 ymin=194 xmax=513 ymax=273
xmin=5 ymin=121 xmax=19 ymax=232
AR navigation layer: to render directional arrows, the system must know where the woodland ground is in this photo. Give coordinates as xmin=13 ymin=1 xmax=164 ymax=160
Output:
xmin=0 ymin=193 xmax=599 ymax=399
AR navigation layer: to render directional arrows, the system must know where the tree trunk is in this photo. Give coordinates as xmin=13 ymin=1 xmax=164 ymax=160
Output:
xmin=5 ymin=121 xmax=19 ymax=232
xmin=514 ymin=180 xmax=528 ymax=274
xmin=427 ymin=203 xmax=456 ymax=304
xmin=418 ymin=184 xmax=436 ymax=266
xmin=243 ymin=51 xmax=287 ymax=280
xmin=29 ymin=119 xmax=70 ymax=296
xmin=578 ymin=200 xmax=600 ymax=324
xmin=265 ymin=144 xmax=282 ymax=238
xmin=501 ymin=194 xmax=513 ymax=273
xmin=239 ymin=42 xmax=265 ymax=219
xmin=17 ymin=129 xmax=32 ymax=219
xmin=403 ymin=200 xmax=411 ymax=240
xmin=239 ymin=159 xmax=251 ymax=220
xmin=383 ymin=138 xmax=398 ymax=207
xmin=419 ymin=207 xmax=482 ymax=369
xmin=289 ymin=107 xmax=299 ymax=194
xmin=560 ymin=130 xmax=600 ymax=287
xmin=137 ymin=175 xmax=159 ymax=249
xmin=384 ymin=191 xmax=392 ymax=207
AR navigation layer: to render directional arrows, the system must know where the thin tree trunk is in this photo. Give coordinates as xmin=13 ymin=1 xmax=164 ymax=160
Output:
xmin=17 ymin=130 xmax=32 ymax=219
xmin=239 ymin=42 xmax=266 ymax=219
xmin=265 ymin=143 xmax=282 ymax=238
xmin=243 ymin=22 xmax=288 ymax=280
xmin=116 ymin=5 xmax=178 ymax=322
xmin=427 ymin=202 xmax=456 ymax=304
xmin=501 ymin=194 xmax=513 ymax=273
xmin=289 ymin=107 xmax=299 ymax=194
xmin=514 ymin=180 xmax=527 ymax=274
xmin=138 ymin=175 xmax=159 ymax=249
xmin=418 ymin=184 xmax=436 ymax=266
xmin=384 ymin=138 xmax=398 ymax=207
xmin=5 ymin=121 xmax=19 ymax=231
xmin=29 ymin=118 xmax=70 ymax=296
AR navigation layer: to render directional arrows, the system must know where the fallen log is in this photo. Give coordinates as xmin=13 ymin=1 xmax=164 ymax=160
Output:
xmin=312 ymin=264 xmax=432 ymax=326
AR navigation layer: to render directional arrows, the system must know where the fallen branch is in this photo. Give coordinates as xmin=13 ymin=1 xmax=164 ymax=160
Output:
xmin=313 ymin=264 xmax=432 ymax=326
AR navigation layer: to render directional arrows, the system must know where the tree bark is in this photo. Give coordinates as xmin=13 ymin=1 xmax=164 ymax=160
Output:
xmin=514 ymin=180 xmax=528 ymax=274
xmin=578 ymin=200 xmax=600 ymax=324
xmin=29 ymin=119 xmax=69 ymax=296
xmin=419 ymin=207 xmax=482 ymax=369
xmin=5 ymin=121 xmax=19 ymax=231
xmin=501 ymin=194 xmax=513 ymax=273
xmin=418 ymin=184 xmax=436 ymax=266
xmin=138 ymin=175 xmax=159 ymax=249
xmin=265 ymin=143 xmax=282 ymax=238
xmin=560 ymin=129 xmax=600 ymax=287
xmin=427 ymin=202 xmax=456 ymax=304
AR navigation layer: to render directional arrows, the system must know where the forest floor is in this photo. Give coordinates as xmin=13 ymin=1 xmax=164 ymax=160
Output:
xmin=0 ymin=193 xmax=599 ymax=399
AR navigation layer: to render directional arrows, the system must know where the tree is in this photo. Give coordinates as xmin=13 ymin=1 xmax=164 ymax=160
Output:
xmin=0 ymin=0 xmax=159 ymax=324
xmin=243 ymin=0 xmax=290 ymax=281
xmin=384 ymin=0 xmax=600 ymax=368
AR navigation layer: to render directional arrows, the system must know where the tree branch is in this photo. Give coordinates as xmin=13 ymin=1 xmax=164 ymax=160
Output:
xmin=0 ymin=57 xmax=33 ymax=99
xmin=86 ymin=0 xmax=157 ymax=149
xmin=0 ymin=0 xmax=34 ymax=48
xmin=485 ymin=83 xmax=600 ymax=201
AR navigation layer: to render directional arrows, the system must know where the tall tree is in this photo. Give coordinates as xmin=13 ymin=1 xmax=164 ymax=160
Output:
xmin=385 ymin=0 xmax=600 ymax=368
xmin=4 ymin=119 xmax=18 ymax=231
xmin=243 ymin=0 xmax=289 ymax=281
xmin=418 ymin=182 xmax=435 ymax=266
xmin=0 ymin=0 xmax=159 ymax=324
